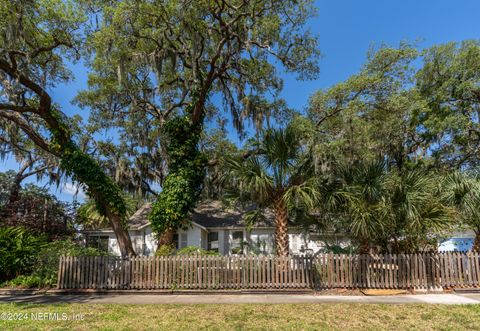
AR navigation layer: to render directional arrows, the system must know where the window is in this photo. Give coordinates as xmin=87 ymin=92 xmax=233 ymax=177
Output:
xmin=180 ymin=233 xmax=188 ymax=249
xmin=86 ymin=235 xmax=109 ymax=253
xmin=173 ymin=234 xmax=179 ymax=249
xmin=231 ymin=231 xmax=244 ymax=255
xmin=208 ymin=232 xmax=219 ymax=252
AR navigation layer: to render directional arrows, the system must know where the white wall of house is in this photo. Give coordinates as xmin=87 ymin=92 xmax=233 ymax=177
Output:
xmin=88 ymin=226 xmax=351 ymax=256
xmin=177 ymin=225 xmax=205 ymax=249
xmin=248 ymin=229 xmax=275 ymax=254
xmin=204 ymin=228 xmax=348 ymax=255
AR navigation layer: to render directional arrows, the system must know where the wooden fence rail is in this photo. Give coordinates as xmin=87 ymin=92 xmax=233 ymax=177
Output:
xmin=57 ymin=252 xmax=480 ymax=290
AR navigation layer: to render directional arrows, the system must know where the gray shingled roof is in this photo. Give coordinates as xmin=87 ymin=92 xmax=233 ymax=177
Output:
xmin=127 ymin=200 xmax=275 ymax=230
xmin=192 ymin=200 xmax=275 ymax=228
xmin=127 ymin=203 xmax=153 ymax=230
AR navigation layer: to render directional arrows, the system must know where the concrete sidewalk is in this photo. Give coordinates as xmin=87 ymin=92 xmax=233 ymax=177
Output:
xmin=1 ymin=293 xmax=480 ymax=305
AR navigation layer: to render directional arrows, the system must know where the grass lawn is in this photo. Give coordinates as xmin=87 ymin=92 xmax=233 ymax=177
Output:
xmin=1 ymin=303 xmax=479 ymax=330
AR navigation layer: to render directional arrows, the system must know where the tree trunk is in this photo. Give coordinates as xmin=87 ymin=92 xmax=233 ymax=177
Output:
xmin=274 ymin=198 xmax=289 ymax=257
xmin=473 ymin=230 xmax=480 ymax=252
xmin=0 ymin=56 xmax=136 ymax=257
xmin=158 ymin=228 xmax=175 ymax=248
xmin=0 ymin=163 xmax=29 ymax=221
xmin=103 ymin=201 xmax=135 ymax=257
xmin=358 ymin=238 xmax=370 ymax=254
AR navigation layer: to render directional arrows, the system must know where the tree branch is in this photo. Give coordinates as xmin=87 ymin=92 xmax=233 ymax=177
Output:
xmin=0 ymin=110 xmax=56 ymax=156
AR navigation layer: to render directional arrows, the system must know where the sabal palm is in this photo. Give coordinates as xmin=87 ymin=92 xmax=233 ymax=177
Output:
xmin=78 ymin=195 xmax=140 ymax=230
xmin=443 ymin=172 xmax=480 ymax=251
xmin=320 ymin=160 xmax=387 ymax=252
xmin=320 ymin=161 xmax=451 ymax=253
xmin=386 ymin=170 xmax=452 ymax=252
xmin=225 ymin=126 xmax=318 ymax=256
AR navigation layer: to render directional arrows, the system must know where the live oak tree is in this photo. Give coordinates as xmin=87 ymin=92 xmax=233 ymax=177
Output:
xmin=416 ymin=40 xmax=480 ymax=169
xmin=0 ymin=0 xmax=135 ymax=256
xmin=81 ymin=0 xmax=320 ymax=247
xmin=0 ymin=118 xmax=61 ymax=220
xmin=308 ymin=44 xmax=429 ymax=171
xmin=309 ymin=41 xmax=480 ymax=172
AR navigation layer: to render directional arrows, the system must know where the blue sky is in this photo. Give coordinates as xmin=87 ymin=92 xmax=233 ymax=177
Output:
xmin=2 ymin=0 xmax=479 ymax=202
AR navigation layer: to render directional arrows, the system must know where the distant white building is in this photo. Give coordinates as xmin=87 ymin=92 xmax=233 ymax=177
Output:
xmin=83 ymin=200 xmax=350 ymax=256
xmin=438 ymin=230 xmax=476 ymax=252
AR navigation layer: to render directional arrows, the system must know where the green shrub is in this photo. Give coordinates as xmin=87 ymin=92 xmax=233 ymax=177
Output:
xmin=2 ymin=239 xmax=110 ymax=288
xmin=175 ymin=246 xmax=219 ymax=256
xmin=3 ymin=275 xmax=43 ymax=288
xmin=31 ymin=239 xmax=110 ymax=287
xmin=155 ymin=244 xmax=175 ymax=256
xmin=321 ymin=243 xmax=357 ymax=254
xmin=0 ymin=226 xmax=47 ymax=282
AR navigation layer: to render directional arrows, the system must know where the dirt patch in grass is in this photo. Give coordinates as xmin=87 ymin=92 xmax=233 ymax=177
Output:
xmin=1 ymin=303 xmax=479 ymax=330
xmin=316 ymin=288 xmax=366 ymax=296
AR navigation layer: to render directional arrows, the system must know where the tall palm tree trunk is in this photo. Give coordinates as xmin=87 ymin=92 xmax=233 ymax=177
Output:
xmin=274 ymin=198 xmax=289 ymax=257
xmin=358 ymin=238 xmax=370 ymax=254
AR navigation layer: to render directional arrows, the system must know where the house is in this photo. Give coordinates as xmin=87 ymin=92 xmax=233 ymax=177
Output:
xmin=84 ymin=200 xmax=349 ymax=256
xmin=437 ymin=229 xmax=476 ymax=252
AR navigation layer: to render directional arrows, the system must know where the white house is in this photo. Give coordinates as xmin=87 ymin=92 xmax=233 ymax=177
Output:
xmin=437 ymin=230 xmax=476 ymax=252
xmin=84 ymin=200 xmax=350 ymax=256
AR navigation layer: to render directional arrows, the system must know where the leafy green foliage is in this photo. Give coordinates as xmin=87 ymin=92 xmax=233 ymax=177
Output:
xmin=149 ymin=110 xmax=207 ymax=235
xmin=0 ymin=0 xmax=135 ymax=255
xmin=154 ymin=245 xmax=219 ymax=256
xmin=225 ymin=125 xmax=319 ymax=255
xmin=2 ymin=239 xmax=110 ymax=288
xmin=77 ymin=0 xmax=321 ymax=236
xmin=77 ymin=195 xmax=141 ymax=230
xmin=53 ymin=139 xmax=128 ymax=228
xmin=154 ymin=244 xmax=176 ymax=257
xmin=175 ymin=246 xmax=219 ymax=256
xmin=318 ymin=160 xmax=453 ymax=253
xmin=443 ymin=171 xmax=480 ymax=235
xmin=0 ymin=171 xmax=75 ymax=238
xmin=0 ymin=227 xmax=46 ymax=282
xmin=226 ymin=125 xmax=318 ymax=214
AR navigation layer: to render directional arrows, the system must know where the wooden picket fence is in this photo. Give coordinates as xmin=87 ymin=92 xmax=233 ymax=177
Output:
xmin=57 ymin=252 xmax=480 ymax=290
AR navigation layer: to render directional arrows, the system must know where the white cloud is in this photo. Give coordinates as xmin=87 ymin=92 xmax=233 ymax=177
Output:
xmin=63 ymin=182 xmax=87 ymax=200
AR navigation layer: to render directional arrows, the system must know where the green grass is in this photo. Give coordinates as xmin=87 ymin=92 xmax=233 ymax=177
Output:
xmin=1 ymin=303 xmax=479 ymax=330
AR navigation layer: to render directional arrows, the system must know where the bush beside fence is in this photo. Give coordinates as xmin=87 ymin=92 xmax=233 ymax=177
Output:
xmin=57 ymin=252 xmax=480 ymax=290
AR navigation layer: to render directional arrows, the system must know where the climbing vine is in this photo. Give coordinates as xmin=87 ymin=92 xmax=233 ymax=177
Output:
xmin=49 ymin=110 xmax=128 ymax=228
xmin=148 ymin=103 xmax=207 ymax=235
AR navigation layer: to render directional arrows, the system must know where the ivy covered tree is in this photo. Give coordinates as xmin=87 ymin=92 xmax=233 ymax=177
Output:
xmin=0 ymin=0 xmax=135 ymax=256
xmin=80 ymin=0 xmax=320 ymax=246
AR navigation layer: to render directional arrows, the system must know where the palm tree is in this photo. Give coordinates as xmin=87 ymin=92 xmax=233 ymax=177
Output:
xmin=225 ymin=126 xmax=318 ymax=256
xmin=319 ymin=160 xmax=387 ymax=253
xmin=78 ymin=195 xmax=141 ymax=230
xmin=443 ymin=172 xmax=480 ymax=252
xmin=386 ymin=169 xmax=452 ymax=252
xmin=320 ymin=161 xmax=452 ymax=253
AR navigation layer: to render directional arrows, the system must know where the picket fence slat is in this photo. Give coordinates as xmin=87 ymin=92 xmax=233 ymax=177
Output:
xmin=57 ymin=252 xmax=480 ymax=290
